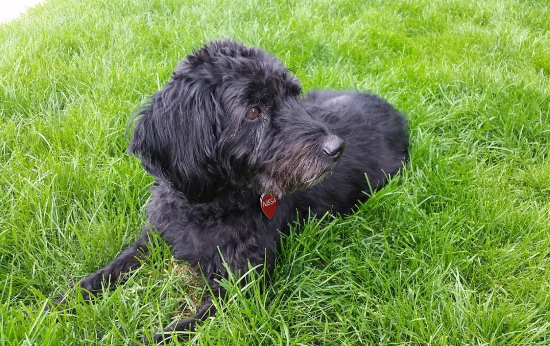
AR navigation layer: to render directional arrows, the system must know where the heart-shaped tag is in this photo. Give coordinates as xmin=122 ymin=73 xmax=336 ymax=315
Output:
xmin=260 ymin=193 xmax=278 ymax=219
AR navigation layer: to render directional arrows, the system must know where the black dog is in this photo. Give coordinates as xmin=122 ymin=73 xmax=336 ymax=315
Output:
xmin=51 ymin=39 xmax=408 ymax=344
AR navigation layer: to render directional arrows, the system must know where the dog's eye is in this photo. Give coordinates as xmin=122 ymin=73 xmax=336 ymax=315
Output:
xmin=246 ymin=107 xmax=261 ymax=120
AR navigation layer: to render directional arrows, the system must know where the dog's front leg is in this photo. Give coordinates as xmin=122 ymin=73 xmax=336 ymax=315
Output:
xmin=49 ymin=231 xmax=153 ymax=307
xmin=137 ymin=242 xmax=276 ymax=345
xmin=134 ymin=281 xmax=221 ymax=346
xmin=145 ymin=291 xmax=219 ymax=345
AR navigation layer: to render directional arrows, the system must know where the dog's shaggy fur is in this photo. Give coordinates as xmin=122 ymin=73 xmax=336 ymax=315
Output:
xmin=53 ymin=39 xmax=408 ymax=344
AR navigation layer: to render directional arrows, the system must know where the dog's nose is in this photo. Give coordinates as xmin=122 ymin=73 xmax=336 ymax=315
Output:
xmin=322 ymin=135 xmax=345 ymax=160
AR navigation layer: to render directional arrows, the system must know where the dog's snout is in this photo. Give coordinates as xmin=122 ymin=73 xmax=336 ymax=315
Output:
xmin=322 ymin=135 xmax=345 ymax=160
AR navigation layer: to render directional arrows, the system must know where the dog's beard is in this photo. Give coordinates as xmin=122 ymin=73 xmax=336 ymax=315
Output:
xmin=258 ymin=165 xmax=337 ymax=196
xmin=256 ymin=147 xmax=340 ymax=196
xmin=300 ymin=165 xmax=335 ymax=189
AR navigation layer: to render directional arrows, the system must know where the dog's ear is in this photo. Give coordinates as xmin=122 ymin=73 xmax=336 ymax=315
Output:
xmin=129 ymin=76 xmax=222 ymax=203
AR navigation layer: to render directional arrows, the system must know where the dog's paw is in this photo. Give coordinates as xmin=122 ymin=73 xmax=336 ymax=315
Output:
xmin=43 ymin=294 xmax=68 ymax=312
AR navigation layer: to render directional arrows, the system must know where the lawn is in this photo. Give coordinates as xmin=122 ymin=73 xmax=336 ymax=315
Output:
xmin=1 ymin=0 xmax=549 ymax=344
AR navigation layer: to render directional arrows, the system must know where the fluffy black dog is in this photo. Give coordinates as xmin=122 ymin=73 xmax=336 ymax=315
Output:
xmin=53 ymin=39 xmax=408 ymax=344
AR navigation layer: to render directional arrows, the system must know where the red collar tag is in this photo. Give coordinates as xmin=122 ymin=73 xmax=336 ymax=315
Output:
xmin=260 ymin=193 xmax=278 ymax=219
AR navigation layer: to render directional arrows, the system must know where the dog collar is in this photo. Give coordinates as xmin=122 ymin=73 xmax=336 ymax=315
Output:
xmin=260 ymin=193 xmax=279 ymax=219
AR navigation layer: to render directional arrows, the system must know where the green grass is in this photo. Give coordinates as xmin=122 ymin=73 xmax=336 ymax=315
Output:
xmin=1 ymin=0 xmax=550 ymax=344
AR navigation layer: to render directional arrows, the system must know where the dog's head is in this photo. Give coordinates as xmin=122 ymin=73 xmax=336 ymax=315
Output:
xmin=130 ymin=39 xmax=344 ymax=203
